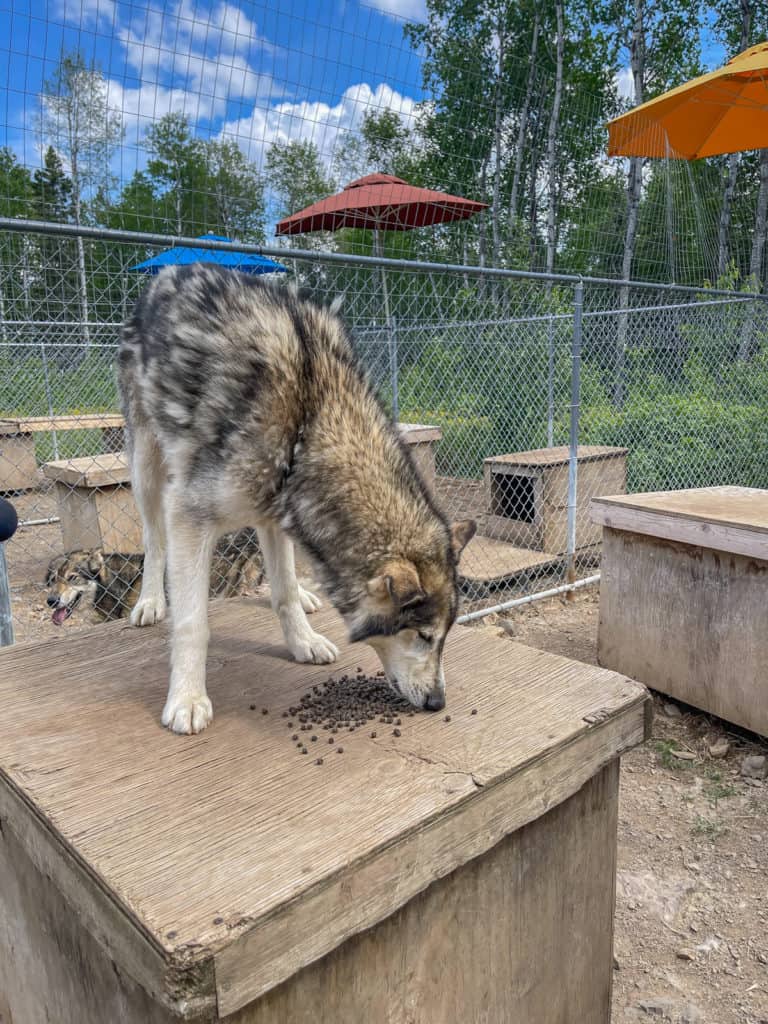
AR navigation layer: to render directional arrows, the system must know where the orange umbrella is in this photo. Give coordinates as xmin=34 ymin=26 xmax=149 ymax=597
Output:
xmin=608 ymin=41 xmax=768 ymax=159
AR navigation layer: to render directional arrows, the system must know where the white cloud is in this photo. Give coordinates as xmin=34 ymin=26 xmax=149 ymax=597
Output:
xmin=615 ymin=67 xmax=635 ymax=102
xmin=364 ymin=0 xmax=427 ymax=22
xmin=219 ymin=81 xmax=418 ymax=173
xmin=53 ymin=0 xmax=117 ymax=26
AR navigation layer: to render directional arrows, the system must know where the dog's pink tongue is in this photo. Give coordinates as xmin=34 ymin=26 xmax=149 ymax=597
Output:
xmin=51 ymin=607 xmax=68 ymax=626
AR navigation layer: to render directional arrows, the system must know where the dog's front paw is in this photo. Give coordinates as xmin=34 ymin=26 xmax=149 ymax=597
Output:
xmin=290 ymin=629 xmax=339 ymax=665
xmin=130 ymin=594 xmax=167 ymax=627
xmin=298 ymin=586 xmax=322 ymax=614
xmin=161 ymin=693 xmax=213 ymax=734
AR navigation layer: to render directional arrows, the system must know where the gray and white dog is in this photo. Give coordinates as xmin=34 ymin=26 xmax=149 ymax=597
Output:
xmin=118 ymin=265 xmax=475 ymax=734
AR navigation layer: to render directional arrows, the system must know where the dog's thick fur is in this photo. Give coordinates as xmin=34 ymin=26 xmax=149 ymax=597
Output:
xmin=118 ymin=264 xmax=475 ymax=734
xmin=45 ymin=528 xmax=264 ymax=624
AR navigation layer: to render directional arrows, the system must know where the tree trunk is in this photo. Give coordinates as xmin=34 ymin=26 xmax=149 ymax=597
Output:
xmin=717 ymin=0 xmax=751 ymax=279
xmin=509 ymin=10 xmax=540 ymax=232
xmin=70 ymin=152 xmax=91 ymax=351
xmin=738 ymin=146 xmax=768 ymax=359
xmin=544 ymin=1 xmax=564 ymax=279
xmin=614 ymin=0 xmax=645 ymax=408
xmin=477 ymin=156 xmax=489 ymax=298
xmin=491 ymin=21 xmax=505 ymax=270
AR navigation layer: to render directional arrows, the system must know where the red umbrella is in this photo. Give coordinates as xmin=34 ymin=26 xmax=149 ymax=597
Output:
xmin=275 ymin=173 xmax=487 ymax=235
xmin=275 ymin=174 xmax=487 ymax=421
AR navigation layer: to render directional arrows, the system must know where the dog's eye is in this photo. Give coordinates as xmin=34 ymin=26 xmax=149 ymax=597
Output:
xmin=417 ymin=631 xmax=434 ymax=645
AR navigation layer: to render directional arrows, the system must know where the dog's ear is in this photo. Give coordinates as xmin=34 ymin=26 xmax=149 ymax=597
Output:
xmin=80 ymin=550 xmax=105 ymax=579
xmin=450 ymin=519 xmax=476 ymax=557
xmin=367 ymin=561 xmax=425 ymax=609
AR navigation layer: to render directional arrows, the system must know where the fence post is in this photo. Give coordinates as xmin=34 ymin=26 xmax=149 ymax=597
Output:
xmin=388 ymin=316 xmax=399 ymax=423
xmin=546 ymin=313 xmax=555 ymax=446
xmin=40 ymin=342 xmax=59 ymax=460
xmin=0 ymin=544 xmax=13 ymax=646
xmin=566 ymin=280 xmax=583 ymax=589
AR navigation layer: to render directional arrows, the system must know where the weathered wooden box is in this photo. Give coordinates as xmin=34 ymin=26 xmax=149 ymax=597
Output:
xmin=42 ymin=452 xmax=142 ymax=553
xmin=0 ymin=600 xmax=648 ymax=1023
xmin=592 ymin=486 xmax=768 ymax=736
xmin=398 ymin=423 xmax=442 ymax=489
xmin=0 ymin=415 xmax=126 ymax=493
xmin=483 ymin=445 xmax=627 ymax=553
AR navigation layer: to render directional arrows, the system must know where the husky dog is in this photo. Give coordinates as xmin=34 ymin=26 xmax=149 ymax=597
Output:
xmin=45 ymin=528 xmax=264 ymax=625
xmin=118 ymin=264 xmax=475 ymax=734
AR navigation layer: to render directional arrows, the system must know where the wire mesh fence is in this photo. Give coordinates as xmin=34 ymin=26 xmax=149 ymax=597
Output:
xmin=2 ymin=227 xmax=767 ymax=643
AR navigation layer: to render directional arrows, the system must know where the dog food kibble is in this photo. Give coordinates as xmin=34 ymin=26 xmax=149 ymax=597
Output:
xmin=471 ymin=708 xmax=478 ymax=715
xmin=281 ymin=673 xmax=437 ymax=762
xmin=444 ymin=715 xmax=451 ymax=722
xmin=262 ymin=708 xmax=268 ymax=715
xmin=249 ymin=703 xmax=256 ymax=711
xmin=213 ymin=916 xmax=224 ymax=925
xmin=166 ymin=931 xmax=177 ymax=940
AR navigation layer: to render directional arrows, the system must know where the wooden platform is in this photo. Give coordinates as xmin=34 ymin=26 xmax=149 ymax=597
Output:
xmin=590 ymin=485 xmax=768 ymax=558
xmin=592 ymin=486 xmax=768 ymax=736
xmin=458 ymin=534 xmax=560 ymax=589
xmin=0 ymin=599 xmax=649 ymax=1021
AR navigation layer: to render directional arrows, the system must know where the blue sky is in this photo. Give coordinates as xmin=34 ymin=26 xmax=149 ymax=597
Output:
xmin=2 ymin=0 xmax=426 ymax=179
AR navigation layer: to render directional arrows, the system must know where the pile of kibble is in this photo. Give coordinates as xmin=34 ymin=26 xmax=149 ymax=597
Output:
xmin=281 ymin=669 xmax=417 ymax=763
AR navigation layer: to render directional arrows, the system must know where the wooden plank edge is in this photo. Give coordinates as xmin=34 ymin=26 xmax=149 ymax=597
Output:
xmin=589 ymin=502 xmax=768 ymax=559
xmin=0 ymin=771 xmax=216 ymax=1022
xmin=214 ymin=691 xmax=649 ymax=1016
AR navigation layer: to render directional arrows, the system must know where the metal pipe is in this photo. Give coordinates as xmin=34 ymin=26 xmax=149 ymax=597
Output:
xmin=457 ymin=574 xmax=600 ymax=624
xmin=0 ymin=545 xmax=14 ymax=646
xmin=389 ymin=316 xmax=399 ymax=423
xmin=40 ymin=343 xmax=59 ymax=460
xmin=566 ymin=281 xmax=584 ymax=586
xmin=1 ymin=217 xmax=765 ymax=301
xmin=18 ymin=517 xmax=61 ymax=527
xmin=546 ymin=315 xmax=555 ymax=447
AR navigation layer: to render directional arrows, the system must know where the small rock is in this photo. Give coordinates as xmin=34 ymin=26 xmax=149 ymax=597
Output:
xmin=743 ymin=777 xmax=763 ymax=788
xmin=741 ymin=755 xmax=767 ymax=780
xmin=663 ymin=702 xmax=682 ymax=718
xmin=671 ymin=749 xmax=697 ymax=761
xmin=676 ymin=947 xmax=696 ymax=961
xmin=708 ymin=738 xmax=729 ymax=758
xmin=496 ymin=618 xmax=517 ymax=637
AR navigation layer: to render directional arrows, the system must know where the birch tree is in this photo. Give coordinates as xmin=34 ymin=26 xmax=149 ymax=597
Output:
xmin=38 ymin=53 xmax=123 ymax=346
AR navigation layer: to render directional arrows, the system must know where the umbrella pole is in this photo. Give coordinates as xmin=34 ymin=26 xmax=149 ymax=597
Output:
xmin=374 ymin=227 xmax=398 ymax=423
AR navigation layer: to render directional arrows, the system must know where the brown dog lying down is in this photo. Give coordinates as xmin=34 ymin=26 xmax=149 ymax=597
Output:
xmin=44 ymin=528 xmax=264 ymax=624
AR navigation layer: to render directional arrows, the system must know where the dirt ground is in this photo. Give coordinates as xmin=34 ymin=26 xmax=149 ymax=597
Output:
xmin=472 ymin=590 xmax=768 ymax=1024
xmin=4 ymin=511 xmax=768 ymax=1022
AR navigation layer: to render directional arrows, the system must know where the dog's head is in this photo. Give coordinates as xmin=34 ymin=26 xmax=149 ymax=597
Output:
xmin=347 ymin=519 xmax=476 ymax=711
xmin=44 ymin=550 xmax=105 ymax=625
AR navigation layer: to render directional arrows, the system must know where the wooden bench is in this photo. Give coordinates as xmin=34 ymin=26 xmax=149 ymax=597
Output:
xmin=0 ymin=414 xmax=125 ymax=492
xmin=41 ymin=452 xmax=141 ymax=553
xmin=398 ymin=422 xmax=442 ymax=489
xmin=483 ymin=445 xmax=628 ymax=553
xmin=0 ymin=599 xmax=648 ymax=1023
xmin=592 ymin=486 xmax=768 ymax=736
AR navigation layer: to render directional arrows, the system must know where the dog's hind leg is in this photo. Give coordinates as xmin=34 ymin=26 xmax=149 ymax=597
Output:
xmin=161 ymin=489 xmax=218 ymax=734
xmin=257 ymin=523 xmax=338 ymax=664
xmin=129 ymin=428 xmax=168 ymax=627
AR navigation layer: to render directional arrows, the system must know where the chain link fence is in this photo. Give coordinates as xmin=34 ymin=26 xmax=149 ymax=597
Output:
xmin=2 ymin=227 xmax=767 ymax=643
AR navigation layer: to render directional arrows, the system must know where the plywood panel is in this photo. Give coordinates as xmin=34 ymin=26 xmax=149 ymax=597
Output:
xmin=230 ymin=764 xmax=619 ymax=1024
xmin=0 ymin=600 xmax=648 ymax=1012
xmin=598 ymin=526 xmax=768 ymax=735
xmin=591 ymin=486 xmax=768 ymax=558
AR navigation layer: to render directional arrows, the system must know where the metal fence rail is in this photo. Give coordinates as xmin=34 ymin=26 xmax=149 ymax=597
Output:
xmin=2 ymin=226 xmax=768 ymax=643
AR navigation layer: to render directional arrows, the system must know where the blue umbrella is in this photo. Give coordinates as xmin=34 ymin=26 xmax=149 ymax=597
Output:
xmin=130 ymin=234 xmax=287 ymax=275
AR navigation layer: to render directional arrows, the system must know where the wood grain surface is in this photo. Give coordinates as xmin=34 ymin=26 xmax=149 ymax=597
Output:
xmin=0 ymin=598 xmax=648 ymax=1015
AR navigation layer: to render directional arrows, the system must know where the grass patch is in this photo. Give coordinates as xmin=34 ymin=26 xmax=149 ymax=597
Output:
xmin=691 ymin=815 xmax=727 ymax=841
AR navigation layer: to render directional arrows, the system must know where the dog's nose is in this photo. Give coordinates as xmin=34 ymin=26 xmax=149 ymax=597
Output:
xmin=423 ymin=691 xmax=445 ymax=712
xmin=46 ymin=595 xmax=58 ymax=607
